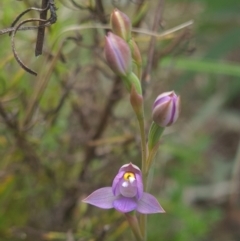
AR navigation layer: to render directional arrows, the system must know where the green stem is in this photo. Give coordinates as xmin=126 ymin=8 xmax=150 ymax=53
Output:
xmin=130 ymin=90 xmax=147 ymax=239
xmin=139 ymin=213 xmax=147 ymax=241
xmin=125 ymin=213 xmax=144 ymax=241
xmin=136 ymin=110 xmax=147 ymax=240
xmin=138 ymin=113 xmax=147 ymax=186
xmin=128 ymin=69 xmax=146 ymax=239
xmin=148 ymin=122 xmax=164 ymax=152
xmin=146 ymin=143 xmax=160 ymax=174
xmin=147 ymin=122 xmax=165 ymax=173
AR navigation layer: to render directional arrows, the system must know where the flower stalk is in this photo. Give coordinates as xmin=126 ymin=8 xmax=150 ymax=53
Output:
xmin=125 ymin=213 xmax=144 ymax=241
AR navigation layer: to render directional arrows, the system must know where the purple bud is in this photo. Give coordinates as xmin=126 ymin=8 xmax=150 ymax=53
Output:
xmin=105 ymin=32 xmax=132 ymax=76
xmin=152 ymin=91 xmax=180 ymax=127
xmin=111 ymin=9 xmax=132 ymax=41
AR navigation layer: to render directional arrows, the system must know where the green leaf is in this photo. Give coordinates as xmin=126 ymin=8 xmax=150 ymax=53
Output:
xmin=161 ymin=57 xmax=240 ymax=77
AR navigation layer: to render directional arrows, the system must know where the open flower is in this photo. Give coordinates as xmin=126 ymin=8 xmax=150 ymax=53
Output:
xmin=82 ymin=163 xmax=165 ymax=214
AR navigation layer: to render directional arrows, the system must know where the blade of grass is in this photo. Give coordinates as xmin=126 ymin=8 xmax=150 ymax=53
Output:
xmin=161 ymin=57 xmax=240 ymax=77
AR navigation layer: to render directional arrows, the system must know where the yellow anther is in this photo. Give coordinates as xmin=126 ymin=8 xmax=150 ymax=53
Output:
xmin=123 ymin=172 xmax=135 ymax=181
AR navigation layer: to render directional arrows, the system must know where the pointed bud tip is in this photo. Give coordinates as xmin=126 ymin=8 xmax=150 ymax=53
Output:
xmin=130 ymin=39 xmax=142 ymax=67
xmin=110 ymin=9 xmax=132 ymax=41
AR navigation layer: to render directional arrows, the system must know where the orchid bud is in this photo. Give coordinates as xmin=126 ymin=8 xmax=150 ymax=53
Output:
xmin=110 ymin=9 xmax=132 ymax=41
xmin=105 ymin=32 xmax=132 ymax=76
xmin=129 ymin=39 xmax=142 ymax=79
xmin=152 ymin=91 xmax=180 ymax=127
xmin=129 ymin=39 xmax=142 ymax=68
xmin=130 ymin=84 xmax=143 ymax=117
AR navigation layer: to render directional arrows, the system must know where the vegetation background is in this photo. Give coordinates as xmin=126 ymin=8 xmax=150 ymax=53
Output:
xmin=0 ymin=0 xmax=240 ymax=240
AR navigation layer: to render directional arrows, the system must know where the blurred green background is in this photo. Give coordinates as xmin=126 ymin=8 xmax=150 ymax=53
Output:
xmin=0 ymin=0 xmax=240 ymax=240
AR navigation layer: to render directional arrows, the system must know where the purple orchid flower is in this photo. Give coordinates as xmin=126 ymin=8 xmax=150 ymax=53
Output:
xmin=82 ymin=163 xmax=165 ymax=214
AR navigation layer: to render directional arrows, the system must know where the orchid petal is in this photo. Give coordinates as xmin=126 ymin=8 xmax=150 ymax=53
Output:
xmin=82 ymin=187 xmax=116 ymax=209
xmin=119 ymin=178 xmax=137 ymax=197
xmin=153 ymin=91 xmax=174 ymax=108
xmin=135 ymin=173 xmax=143 ymax=199
xmin=119 ymin=163 xmax=141 ymax=175
xmin=136 ymin=192 xmax=165 ymax=214
xmin=113 ymin=196 xmax=137 ymax=213
xmin=112 ymin=170 xmax=125 ymax=196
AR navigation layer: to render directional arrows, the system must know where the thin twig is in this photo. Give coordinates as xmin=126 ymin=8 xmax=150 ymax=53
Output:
xmin=45 ymin=68 xmax=79 ymax=126
xmin=133 ymin=20 xmax=194 ymax=39
xmin=95 ymin=0 xmax=107 ymax=24
xmin=153 ymin=28 xmax=191 ymax=68
xmin=11 ymin=18 xmax=48 ymax=76
xmin=142 ymin=0 xmax=165 ymax=84
xmin=78 ymin=76 xmax=122 ymax=181
xmin=0 ymin=104 xmax=41 ymax=172
xmin=9 ymin=4 xmax=50 ymax=35
xmin=21 ymin=42 xmax=63 ymax=129
xmin=0 ymin=103 xmax=18 ymax=131
xmin=229 ymin=141 xmax=240 ymax=207
xmin=71 ymin=0 xmax=89 ymax=10
xmin=0 ymin=25 xmax=49 ymax=35
xmin=1 ymin=20 xmax=193 ymax=38
xmin=3 ymin=0 xmax=57 ymax=75
xmin=35 ymin=0 xmax=49 ymax=56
